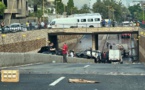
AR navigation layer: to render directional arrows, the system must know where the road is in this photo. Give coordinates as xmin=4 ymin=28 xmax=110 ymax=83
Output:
xmin=74 ymin=34 xmax=137 ymax=63
xmin=0 ymin=34 xmax=143 ymax=90
xmin=0 ymin=63 xmax=145 ymax=90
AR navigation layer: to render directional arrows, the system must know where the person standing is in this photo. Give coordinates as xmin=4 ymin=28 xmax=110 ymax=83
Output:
xmin=110 ymin=44 xmax=112 ymax=49
xmin=49 ymin=42 xmax=56 ymax=55
xmin=106 ymin=41 xmax=109 ymax=49
xmin=62 ymin=43 xmax=68 ymax=63
xmin=26 ymin=21 xmax=30 ymax=30
xmin=1 ymin=21 xmax=5 ymax=34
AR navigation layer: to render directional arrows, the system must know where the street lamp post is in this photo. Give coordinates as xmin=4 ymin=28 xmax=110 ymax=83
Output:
xmin=106 ymin=6 xmax=110 ymax=19
xmin=143 ymin=5 xmax=145 ymax=23
xmin=111 ymin=8 xmax=115 ymax=20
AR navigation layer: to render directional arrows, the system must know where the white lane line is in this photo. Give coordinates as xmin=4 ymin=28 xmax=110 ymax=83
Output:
xmin=49 ymin=77 xmax=65 ymax=86
xmin=84 ymin=65 xmax=90 ymax=68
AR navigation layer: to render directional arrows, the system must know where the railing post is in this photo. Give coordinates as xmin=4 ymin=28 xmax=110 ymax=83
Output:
xmin=86 ymin=24 xmax=87 ymax=32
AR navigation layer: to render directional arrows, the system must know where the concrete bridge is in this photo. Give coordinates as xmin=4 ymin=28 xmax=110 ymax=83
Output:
xmin=48 ymin=26 xmax=139 ymax=53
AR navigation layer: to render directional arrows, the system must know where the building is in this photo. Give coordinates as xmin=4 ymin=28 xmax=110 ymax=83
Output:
xmin=1 ymin=0 xmax=28 ymax=25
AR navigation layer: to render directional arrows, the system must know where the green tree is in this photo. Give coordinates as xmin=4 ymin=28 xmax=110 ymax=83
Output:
xmin=54 ymin=0 xmax=64 ymax=14
xmin=92 ymin=0 xmax=124 ymax=21
xmin=78 ymin=4 xmax=90 ymax=13
xmin=128 ymin=4 xmax=142 ymax=20
xmin=67 ymin=0 xmax=74 ymax=15
xmin=0 ymin=2 xmax=6 ymax=16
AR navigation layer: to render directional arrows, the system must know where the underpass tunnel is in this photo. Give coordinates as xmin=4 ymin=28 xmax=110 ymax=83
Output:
xmin=48 ymin=35 xmax=59 ymax=50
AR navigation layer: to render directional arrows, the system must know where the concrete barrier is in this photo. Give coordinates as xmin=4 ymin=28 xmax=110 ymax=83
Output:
xmin=0 ymin=53 xmax=94 ymax=67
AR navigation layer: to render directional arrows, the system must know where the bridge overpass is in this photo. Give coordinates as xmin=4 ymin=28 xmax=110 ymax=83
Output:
xmin=48 ymin=26 xmax=139 ymax=53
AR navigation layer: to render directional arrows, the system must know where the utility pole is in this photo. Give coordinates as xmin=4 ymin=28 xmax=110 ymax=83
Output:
xmin=43 ymin=0 xmax=44 ymax=22
xmin=106 ymin=6 xmax=111 ymax=19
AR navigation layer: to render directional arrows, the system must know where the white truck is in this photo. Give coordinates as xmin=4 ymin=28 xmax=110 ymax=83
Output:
xmin=109 ymin=50 xmax=123 ymax=63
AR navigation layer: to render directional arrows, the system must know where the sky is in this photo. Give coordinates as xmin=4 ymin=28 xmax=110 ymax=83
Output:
xmin=61 ymin=0 xmax=142 ymax=9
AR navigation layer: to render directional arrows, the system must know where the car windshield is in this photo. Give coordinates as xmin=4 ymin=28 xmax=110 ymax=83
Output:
xmin=11 ymin=25 xmax=20 ymax=27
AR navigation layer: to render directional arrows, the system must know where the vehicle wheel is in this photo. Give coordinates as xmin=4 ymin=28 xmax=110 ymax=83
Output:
xmin=89 ymin=25 xmax=94 ymax=28
xmin=80 ymin=54 xmax=84 ymax=58
xmin=120 ymin=61 xmax=123 ymax=64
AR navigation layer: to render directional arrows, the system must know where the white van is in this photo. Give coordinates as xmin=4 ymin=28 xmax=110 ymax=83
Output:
xmin=109 ymin=50 xmax=123 ymax=63
xmin=122 ymin=21 xmax=133 ymax=27
xmin=48 ymin=13 xmax=102 ymax=29
xmin=47 ymin=18 xmax=78 ymax=28
xmin=76 ymin=15 xmax=102 ymax=28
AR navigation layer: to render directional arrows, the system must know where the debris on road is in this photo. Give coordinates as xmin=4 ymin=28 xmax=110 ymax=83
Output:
xmin=68 ymin=79 xmax=99 ymax=83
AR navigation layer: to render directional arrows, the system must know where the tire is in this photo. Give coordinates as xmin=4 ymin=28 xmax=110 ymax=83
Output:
xmin=89 ymin=25 xmax=94 ymax=28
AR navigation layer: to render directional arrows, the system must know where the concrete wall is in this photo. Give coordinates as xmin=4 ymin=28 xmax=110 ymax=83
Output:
xmin=0 ymin=29 xmax=82 ymax=52
xmin=139 ymin=28 xmax=145 ymax=62
xmin=0 ymin=53 xmax=94 ymax=67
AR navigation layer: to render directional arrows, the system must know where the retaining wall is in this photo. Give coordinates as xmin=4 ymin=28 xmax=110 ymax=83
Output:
xmin=0 ymin=29 xmax=81 ymax=52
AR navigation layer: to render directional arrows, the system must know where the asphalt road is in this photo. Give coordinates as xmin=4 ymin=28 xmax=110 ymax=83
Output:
xmin=0 ymin=74 xmax=145 ymax=90
xmin=0 ymin=34 xmax=142 ymax=90
xmin=0 ymin=63 xmax=145 ymax=90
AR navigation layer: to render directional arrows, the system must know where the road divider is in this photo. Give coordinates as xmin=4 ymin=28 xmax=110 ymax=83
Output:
xmin=0 ymin=53 xmax=94 ymax=67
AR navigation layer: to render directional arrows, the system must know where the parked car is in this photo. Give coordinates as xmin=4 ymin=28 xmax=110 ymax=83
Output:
xmin=3 ymin=26 xmax=11 ymax=33
xmin=31 ymin=22 xmax=39 ymax=30
xmin=10 ymin=23 xmax=22 ymax=32
xmin=21 ymin=25 xmax=27 ymax=32
xmin=75 ymin=50 xmax=89 ymax=58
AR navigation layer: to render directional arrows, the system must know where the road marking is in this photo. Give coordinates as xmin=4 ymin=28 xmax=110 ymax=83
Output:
xmin=84 ymin=65 xmax=90 ymax=68
xmin=49 ymin=77 xmax=65 ymax=86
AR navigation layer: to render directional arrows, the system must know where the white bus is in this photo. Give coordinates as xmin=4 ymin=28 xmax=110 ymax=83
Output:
xmin=76 ymin=14 xmax=102 ymax=28
xmin=47 ymin=13 xmax=102 ymax=29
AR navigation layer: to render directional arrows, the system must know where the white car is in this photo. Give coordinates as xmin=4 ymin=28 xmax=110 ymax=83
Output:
xmin=10 ymin=23 xmax=22 ymax=32
xmin=21 ymin=25 xmax=27 ymax=32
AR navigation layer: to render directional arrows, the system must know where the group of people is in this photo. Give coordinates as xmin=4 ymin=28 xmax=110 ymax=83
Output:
xmin=101 ymin=19 xmax=115 ymax=27
xmin=25 ymin=20 xmax=47 ymax=30
xmin=0 ymin=21 xmax=5 ymax=34
xmin=106 ymin=41 xmax=113 ymax=49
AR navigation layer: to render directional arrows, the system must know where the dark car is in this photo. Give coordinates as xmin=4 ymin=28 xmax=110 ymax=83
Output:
xmin=38 ymin=46 xmax=50 ymax=54
xmin=38 ymin=46 xmax=62 ymax=55
xmin=75 ymin=49 xmax=91 ymax=59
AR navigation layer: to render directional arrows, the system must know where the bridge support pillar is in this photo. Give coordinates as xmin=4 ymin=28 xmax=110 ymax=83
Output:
xmin=92 ymin=34 xmax=98 ymax=50
xmin=48 ymin=35 xmax=58 ymax=49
